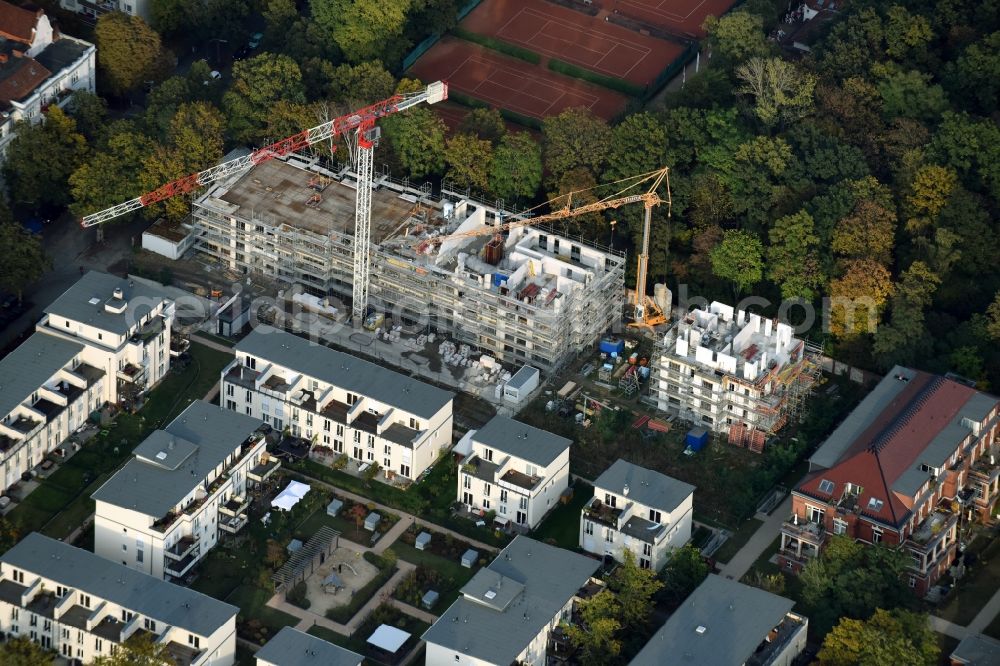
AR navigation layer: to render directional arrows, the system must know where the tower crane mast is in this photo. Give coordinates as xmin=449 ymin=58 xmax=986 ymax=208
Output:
xmin=80 ymin=81 xmax=449 ymax=323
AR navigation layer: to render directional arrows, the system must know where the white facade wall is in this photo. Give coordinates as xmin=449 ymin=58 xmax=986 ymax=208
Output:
xmin=141 ymin=230 xmax=194 ymax=260
xmin=93 ymin=437 xmax=267 ymax=580
xmin=220 ymin=357 xmax=452 ymax=481
xmin=0 ymin=39 xmax=96 ymax=160
xmin=58 ymin=0 xmax=151 ymax=21
xmin=0 ymin=570 xmax=234 ymax=665
xmin=458 ymin=444 xmax=569 ymax=529
xmin=37 ymin=298 xmax=174 ymax=406
xmin=579 ymin=488 xmax=693 ymax=571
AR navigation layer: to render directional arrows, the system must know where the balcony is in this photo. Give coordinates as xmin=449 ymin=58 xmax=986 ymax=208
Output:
xmin=8 ymin=415 xmax=42 ymax=435
xmin=248 ymin=456 xmax=281 ymax=482
xmin=907 ymin=506 xmax=958 ymax=556
xmin=500 ymin=468 xmax=542 ymax=492
xmin=117 ymin=363 xmax=147 ymax=384
xmin=219 ymin=513 xmax=248 ymax=534
xmin=582 ymin=497 xmax=625 ymax=530
xmin=130 ymin=316 xmax=164 ymax=344
xmin=165 ymin=550 xmax=200 ymax=578
xmin=220 ymin=495 xmax=249 ymax=517
xmin=165 ymin=535 xmax=199 ymax=561
xmin=781 ymin=516 xmax=825 ymax=546
xmin=747 ymin=613 xmax=808 ymax=666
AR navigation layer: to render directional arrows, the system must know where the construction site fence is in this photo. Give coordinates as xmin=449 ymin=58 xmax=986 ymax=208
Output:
xmin=402 ymin=0 xmax=484 ymax=71
xmin=818 ymin=356 xmax=881 ymax=385
xmin=642 ymin=40 xmax=700 ymax=101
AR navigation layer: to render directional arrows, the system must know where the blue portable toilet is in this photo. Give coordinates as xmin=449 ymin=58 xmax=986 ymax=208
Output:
xmin=599 ymin=337 xmax=625 ymax=355
xmin=685 ymin=427 xmax=709 ymax=452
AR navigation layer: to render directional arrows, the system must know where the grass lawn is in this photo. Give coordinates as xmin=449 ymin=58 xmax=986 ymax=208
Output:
xmin=711 ymin=518 xmax=764 ymax=564
xmin=3 ymin=342 xmax=233 ymax=546
xmin=312 ymin=603 xmax=429 ymax=662
xmin=531 ymin=481 xmax=593 ymax=551
xmin=226 ymin=584 xmax=299 ymax=634
xmin=294 ymin=505 xmax=372 ymax=546
xmin=306 ymin=624 xmax=353 ymax=649
xmin=936 ymin=534 xmax=1000 ymax=626
xmin=235 ymin=645 xmax=257 ymax=666
xmin=392 ymin=540 xmax=478 ymax=610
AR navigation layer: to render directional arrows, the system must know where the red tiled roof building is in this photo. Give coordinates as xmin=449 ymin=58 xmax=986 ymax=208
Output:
xmin=779 ymin=366 xmax=1000 ymax=596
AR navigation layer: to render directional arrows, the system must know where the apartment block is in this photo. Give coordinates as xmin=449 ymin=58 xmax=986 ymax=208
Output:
xmin=0 ymin=333 xmax=104 ymax=491
xmin=92 ymin=400 xmax=275 ymax=581
xmin=0 ymin=1 xmax=95 ymax=159
xmin=423 ymin=536 xmax=599 ymax=666
xmin=458 ymin=416 xmax=570 ymax=529
xmin=580 ymin=459 xmax=694 ymax=571
xmin=0 ymin=532 xmax=237 ymax=665
xmin=58 ymin=0 xmax=150 ymax=22
xmin=37 ymin=271 xmax=175 ymax=408
xmin=255 ymin=626 xmax=362 ymax=666
xmin=187 ymin=155 xmax=625 ymax=373
xmin=222 ymin=327 xmax=453 ymax=482
xmin=650 ymin=301 xmax=819 ymax=452
xmin=779 ymin=367 xmax=1000 ymax=596
xmin=631 ymin=575 xmax=807 ymax=666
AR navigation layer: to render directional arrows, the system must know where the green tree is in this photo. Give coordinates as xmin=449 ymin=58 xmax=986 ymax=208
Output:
xmin=736 ymin=57 xmax=816 ymax=129
xmin=710 ymin=230 xmax=764 ymax=298
xmin=312 ymin=0 xmax=411 ymax=63
xmin=92 ymin=631 xmax=172 ymax=665
xmin=67 ymin=90 xmax=108 ymax=142
xmin=458 ymin=107 xmax=507 ymax=145
xmin=0 ymin=636 xmax=54 ymax=665
xmin=542 ymin=107 xmax=612 ymax=183
xmin=603 ymin=112 xmax=669 ymax=183
xmin=703 ymin=11 xmax=771 ymax=66
xmin=883 ymin=5 xmax=933 ymax=62
xmin=817 ymin=608 xmax=938 ymax=666
xmin=488 ymin=131 xmax=542 ymax=202
xmin=928 ymin=111 xmax=1000 ymax=200
xmin=223 ymin=53 xmax=306 ymax=143
xmin=564 ymin=589 xmax=621 ymax=665
xmin=660 ymin=544 xmax=709 ymax=605
xmin=904 ymin=165 xmax=957 ymax=235
xmin=877 ymin=69 xmax=949 ymax=122
xmin=831 ymin=199 xmax=896 ymax=265
xmin=381 ymin=106 xmax=446 ymax=180
xmin=768 ymin=210 xmax=823 ymax=300
xmin=4 ymin=107 xmax=87 ymax=209
xmin=945 ymin=31 xmax=1000 ymax=115
xmin=149 ymin=0 xmax=194 ymax=35
xmin=827 ymin=260 xmax=893 ymax=338
xmin=70 ymin=127 xmax=156 ymax=221
xmin=94 ymin=12 xmax=170 ymax=98
xmin=687 ymin=173 xmax=734 ymax=229
xmin=143 ymin=75 xmax=195 ymax=140
xmin=0 ymin=221 xmax=49 ymax=303
xmin=609 ymin=550 xmax=664 ymax=629
xmin=987 ymin=292 xmax=1000 ymax=340
xmin=724 ymin=136 xmax=793 ymax=228
xmin=873 ymin=261 xmax=941 ymax=368
xmin=325 ymin=60 xmax=396 ymax=106
xmin=444 ymin=133 xmax=493 ymax=193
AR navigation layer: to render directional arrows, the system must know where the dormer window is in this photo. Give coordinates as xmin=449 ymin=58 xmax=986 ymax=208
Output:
xmin=818 ymin=479 xmax=834 ymax=494
xmin=867 ymin=497 xmax=884 ymax=512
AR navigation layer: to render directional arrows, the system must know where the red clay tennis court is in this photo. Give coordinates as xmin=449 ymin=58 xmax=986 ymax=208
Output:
xmin=408 ymin=38 xmax=628 ymax=121
xmin=611 ymin=0 xmax=738 ymax=38
xmin=461 ymin=0 xmax=682 ymax=86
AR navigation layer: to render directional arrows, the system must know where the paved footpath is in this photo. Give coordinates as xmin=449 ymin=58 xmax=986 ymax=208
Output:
xmin=716 ymin=495 xmax=791 ymax=580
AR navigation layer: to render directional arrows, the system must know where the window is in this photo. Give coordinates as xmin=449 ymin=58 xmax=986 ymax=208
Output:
xmin=908 ymin=576 xmax=917 ymax=588
xmin=367 ymin=435 xmax=375 ymax=447
xmin=384 ymin=457 xmax=391 ymax=468
xmin=584 ymin=520 xmax=594 ymax=536
xmin=463 ymin=476 xmax=471 ymax=489
xmin=337 ymin=424 xmax=344 ymax=436
xmin=56 ymin=585 xmax=68 ymax=597
xmin=649 ymin=509 xmax=662 ymax=524
xmin=80 ymin=594 xmax=90 ymax=608
xmin=604 ymin=529 xmax=614 ymax=543
xmin=13 ymin=569 xmax=23 ymax=583
xmin=43 ymin=619 xmax=51 ymax=631
xmin=136 ymin=549 xmax=143 ymax=563
xmin=409 ymin=417 xmax=419 ymax=429
xmin=30 ymin=615 xmax=38 ymax=627
xmin=483 ymin=499 xmax=490 ymax=509
xmin=144 ymin=619 xmax=156 ymax=631
xmin=226 ymin=384 xmax=234 ymax=397
xmin=354 ymin=431 xmax=361 ymax=443
xmin=346 ymin=393 xmax=357 ymax=405
xmin=121 ymin=611 xmax=133 ymax=623
xmin=833 ymin=518 xmax=847 ymax=536
xmin=807 ymin=505 xmax=825 ymax=524
xmin=400 ymin=464 xmax=410 ymax=477
xmin=484 ymin=448 xmax=493 ymax=462
xmin=639 ymin=558 xmax=651 ymax=570
xmin=643 ymin=543 xmax=653 ymax=556
xmin=818 ymin=479 xmax=835 ymax=494
xmin=519 ymin=497 xmax=528 ymax=510
xmin=384 ymin=444 xmax=392 ymax=454
xmin=94 ymin=638 xmax=102 ymax=652
xmin=10 ymin=608 xmax=17 ymax=620
xmin=324 ymin=420 xmax=331 ymax=432
xmin=483 ymin=483 xmax=491 ymax=497
xmin=500 ymin=489 xmax=508 ymax=503
xmin=867 ymin=497 xmax=884 ymax=512
xmin=188 ymin=635 xmax=200 ymax=649
xmin=366 ymin=451 xmax=374 ymax=461
xmin=604 ymin=493 xmax=617 ymax=508
xmin=872 ymin=528 xmax=883 ymax=544
xmin=122 ymin=544 xmax=127 ymax=552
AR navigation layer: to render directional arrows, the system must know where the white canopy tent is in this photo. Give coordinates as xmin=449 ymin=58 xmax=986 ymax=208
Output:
xmin=271 ymin=480 xmax=311 ymax=511
xmin=367 ymin=624 xmax=410 ymax=654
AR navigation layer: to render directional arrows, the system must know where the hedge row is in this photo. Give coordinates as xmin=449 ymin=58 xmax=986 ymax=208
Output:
xmin=547 ymin=58 xmax=646 ymax=97
xmin=447 ymin=91 xmax=543 ymax=131
xmin=453 ymin=27 xmax=542 ymax=64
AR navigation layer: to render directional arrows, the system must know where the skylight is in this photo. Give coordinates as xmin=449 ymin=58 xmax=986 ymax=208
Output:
xmin=867 ymin=497 xmax=884 ymax=511
xmin=818 ymin=479 xmax=834 ymax=494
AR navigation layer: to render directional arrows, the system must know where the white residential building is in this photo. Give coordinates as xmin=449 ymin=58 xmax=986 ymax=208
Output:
xmin=423 ymin=536 xmax=598 ymax=666
xmin=58 ymin=0 xmax=151 ymax=23
xmin=580 ymin=459 xmax=694 ymax=571
xmin=650 ymin=301 xmax=820 ymax=452
xmin=221 ymin=327 xmax=454 ymax=482
xmin=0 ymin=1 xmax=96 ymax=159
xmin=458 ymin=416 xmax=570 ymax=530
xmin=37 ymin=271 xmax=175 ymax=408
xmin=255 ymin=626 xmax=362 ymax=666
xmin=91 ymin=400 xmax=276 ymax=581
xmin=0 ymin=333 xmax=105 ymax=491
xmin=0 ymin=532 xmax=237 ymax=665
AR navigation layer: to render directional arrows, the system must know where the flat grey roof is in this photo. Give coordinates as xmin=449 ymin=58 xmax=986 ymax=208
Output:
xmin=44 ymin=271 xmax=170 ymax=336
xmin=235 ymin=327 xmax=453 ymax=419
xmin=255 ymin=626 xmax=362 ymax=666
xmin=0 ymin=332 xmax=83 ymax=419
xmin=1 ymin=533 xmax=236 ymax=636
xmin=630 ymin=575 xmax=794 ymax=666
xmin=809 ymin=365 xmax=917 ymax=470
xmin=35 ymin=37 xmax=91 ymax=74
xmin=423 ymin=536 xmax=597 ymax=665
xmin=593 ymin=459 xmax=695 ymax=512
xmin=506 ymin=366 xmax=538 ymax=391
xmin=951 ymin=633 xmax=1000 ymax=665
xmin=91 ymin=400 xmax=263 ymax=517
xmin=473 ymin=415 xmax=571 ymax=467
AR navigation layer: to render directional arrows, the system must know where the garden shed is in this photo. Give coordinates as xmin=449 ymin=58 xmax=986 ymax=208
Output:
xmin=364 ymin=512 xmax=382 ymax=532
xmin=327 ymin=498 xmax=343 ymax=517
xmin=415 ymin=531 xmax=432 ymax=551
xmin=461 ymin=548 xmax=478 ymax=568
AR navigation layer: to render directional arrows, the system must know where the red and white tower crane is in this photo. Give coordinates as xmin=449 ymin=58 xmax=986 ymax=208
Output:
xmin=81 ymin=81 xmax=449 ymax=324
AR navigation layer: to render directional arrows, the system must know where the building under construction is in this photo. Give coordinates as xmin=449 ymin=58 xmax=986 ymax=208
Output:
xmin=189 ymin=155 xmax=627 ymax=373
xmin=649 ymin=301 xmax=821 ymax=453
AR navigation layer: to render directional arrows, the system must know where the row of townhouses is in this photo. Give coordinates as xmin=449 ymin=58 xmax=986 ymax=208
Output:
xmin=0 ymin=271 xmax=173 ymax=495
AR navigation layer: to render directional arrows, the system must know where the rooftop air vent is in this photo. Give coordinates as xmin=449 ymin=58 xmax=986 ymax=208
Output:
xmin=484 ymin=589 xmax=497 ymax=600
xmin=695 ymin=626 xmax=707 ymax=635
xmin=155 ymin=451 xmax=167 ymax=461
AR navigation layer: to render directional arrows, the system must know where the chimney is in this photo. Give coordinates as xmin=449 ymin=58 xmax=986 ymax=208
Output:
xmin=113 ymin=287 xmax=124 ymax=300
xmin=623 ymin=484 xmax=629 ymax=497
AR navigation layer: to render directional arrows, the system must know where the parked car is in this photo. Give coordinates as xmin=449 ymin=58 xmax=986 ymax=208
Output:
xmin=248 ymin=32 xmax=263 ymax=48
